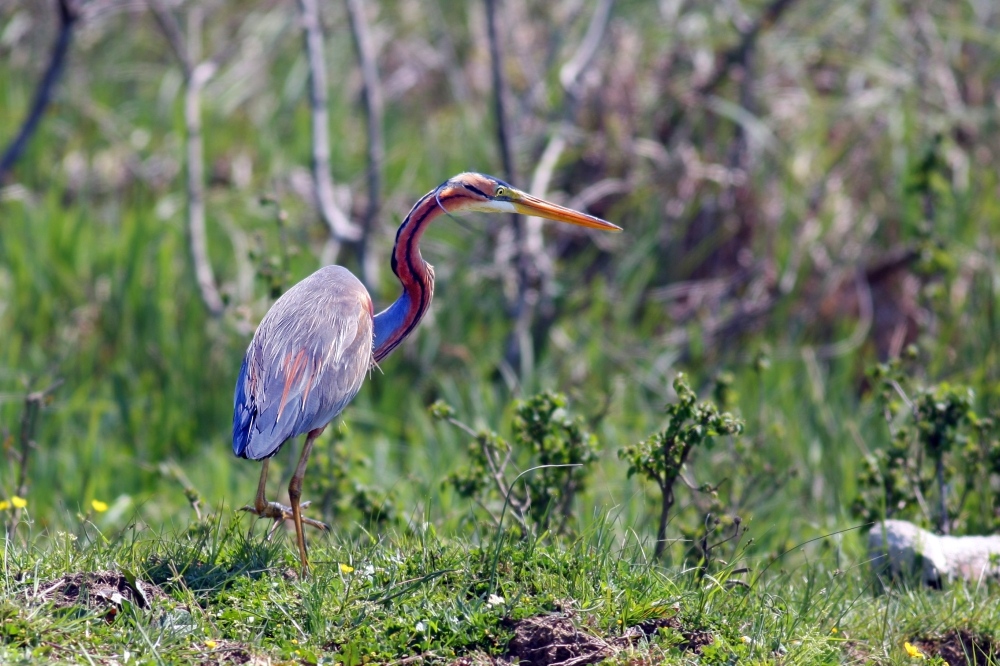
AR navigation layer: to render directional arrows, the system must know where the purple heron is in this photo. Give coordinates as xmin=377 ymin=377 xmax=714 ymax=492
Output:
xmin=232 ymin=172 xmax=621 ymax=570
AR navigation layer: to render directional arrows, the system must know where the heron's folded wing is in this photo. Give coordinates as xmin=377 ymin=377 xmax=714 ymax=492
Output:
xmin=233 ymin=285 xmax=374 ymax=460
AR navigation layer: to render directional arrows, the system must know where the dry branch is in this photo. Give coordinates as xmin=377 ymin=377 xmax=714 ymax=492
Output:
xmin=4 ymin=380 xmax=63 ymax=531
xmin=558 ymin=0 xmax=615 ymax=97
xmin=0 ymin=0 xmax=80 ymax=181
xmin=298 ymin=0 xmax=362 ymax=252
xmin=520 ymin=0 xmax=617 ymax=351
xmin=484 ymin=0 xmax=536 ymax=377
xmin=149 ymin=0 xmax=190 ymax=71
xmin=184 ymin=60 xmax=225 ymax=316
xmin=516 ymin=0 xmax=616 ymax=379
xmin=484 ymin=0 xmax=518 ymax=188
xmin=149 ymin=0 xmax=225 ymax=317
xmin=345 ymin=0 xmax=384 ymax=290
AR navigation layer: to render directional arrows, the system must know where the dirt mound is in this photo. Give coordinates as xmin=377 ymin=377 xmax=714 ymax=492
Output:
xmin=506 ymin=614 xmax=613 ymax=665
xmin=34 ymin=570 xmax=167 ymax=620
xmin=502 ymin=612 xmax=713 ymax=665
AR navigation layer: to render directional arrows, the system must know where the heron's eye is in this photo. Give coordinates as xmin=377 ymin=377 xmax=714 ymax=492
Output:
xmin=495 ymin=186 xmax=507 ymax=198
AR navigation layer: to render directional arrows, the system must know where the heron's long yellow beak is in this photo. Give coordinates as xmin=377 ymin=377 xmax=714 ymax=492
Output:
xmin=512 ymin=192 xmax=622 ymax=232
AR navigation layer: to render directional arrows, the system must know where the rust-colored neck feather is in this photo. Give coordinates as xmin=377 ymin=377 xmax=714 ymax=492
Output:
xmin=372 ymin=188 xmax=449 ymax=362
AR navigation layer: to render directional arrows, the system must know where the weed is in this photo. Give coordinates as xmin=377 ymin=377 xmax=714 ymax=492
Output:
xmin=435 ymin=391 xmax=597 ymax=536
xmin=852 ymin=353 xmax=1000 ymax=533
xmin=618 ymin=373 xmax=743 ymax=559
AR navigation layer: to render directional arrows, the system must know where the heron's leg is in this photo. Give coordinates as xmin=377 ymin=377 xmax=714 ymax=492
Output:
xmin=241 ymin=457 xmax=328 ymax=536
xmin=254 ymin=459 xmax=271 ymax=514
xmin=289 ymin=426 xmax=326 ymax=571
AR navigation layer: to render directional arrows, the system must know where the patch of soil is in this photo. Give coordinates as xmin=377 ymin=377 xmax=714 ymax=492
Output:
xmin=34 ymin=570 xmax=167 ymax=619
xmin=502 ymin=613 xmax=714 ymax=665
xmin=913 ymin=630 xmax=998 ymax=666
xmin=506 ymin=614 xmax=613 ymax=666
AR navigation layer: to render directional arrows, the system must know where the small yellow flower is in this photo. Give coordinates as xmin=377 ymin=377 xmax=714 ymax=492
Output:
xmin=831 ymin=627 xmax=838 ymax=634
xmin=339 ymin=563 xmax=354 ymax=574
xmin=904 ymin=642 xmax=926 ymax=659
xmin=91 ymin=499 xmax=109 ymax=513
xmin=741 ymin=636 xmax=752 ymax=644
xmin=205 ymin=640 xmax=217 ymax=649
xmin=11 ymin=496 xmax=27 ymax=509
xmin=0 ymin=501 xmax=9 ymax=511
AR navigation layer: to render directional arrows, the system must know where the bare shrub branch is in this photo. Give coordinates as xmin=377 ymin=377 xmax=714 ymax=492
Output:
xmin=4 ymin=380 xmax=63 ymax=532
xmin=149 ymin=0 xmax=225 ymax=316
xmin=298 ymin=0 xmax=362 ymax=250
xmin=345 ymin=0 xmax=384 ymax=290
xmin=0 ymin=0 xmax=80 ymax=181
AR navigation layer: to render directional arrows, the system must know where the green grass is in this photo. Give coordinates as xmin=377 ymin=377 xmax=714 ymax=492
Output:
xmin=2 ymin=513 xmax=998 ymax=665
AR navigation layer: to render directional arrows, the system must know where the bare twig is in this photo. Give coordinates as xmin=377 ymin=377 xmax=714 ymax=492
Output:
xmin=478 ymin=436 xmax=530 ymax=532
xmin=443 ymin=415 xmax=529 ymax=530
xmin=345 ymin=0 xmax=384 ymax=290
xmin=185 ymin=62 xmax=225 ymax=316
xmin=558 ymin=0 xmax=615 ymax=98
xmin=0 ymin=0 xmax=80 ymax=180
xmin=512 ymin=1 xmax=617 ymax=381
xmin=149 ymin=0 xmax=225 ymax=316
xmin=298 ymin=0 xmax=362 ymax=250
xmin=148 ymin=0 xmax=191 ymax=73
xmin=484 ymin=0 xmax=518 ymax=188
xmin=183 ymin=8 xmax=224 ymax=317
xmin=6 ymin=380 xmax=63 ymax=529
xmin=485 ymin=0 xmax=537 ymax=377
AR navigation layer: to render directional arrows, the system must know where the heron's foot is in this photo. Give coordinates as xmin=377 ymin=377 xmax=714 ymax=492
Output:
xmin=240 ymin=500 xmax=329 ymax=537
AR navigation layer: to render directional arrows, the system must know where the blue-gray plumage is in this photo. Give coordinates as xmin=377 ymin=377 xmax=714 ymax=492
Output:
xmin=232 ymin=172 xmax=621 ymax=572
xmin=233 ymin=266 xmax=373 ymax=461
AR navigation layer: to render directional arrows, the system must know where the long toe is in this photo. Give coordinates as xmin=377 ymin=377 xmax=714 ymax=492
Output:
xmin=300 ymin=515 xmax=330 ymax=531
xmin=297 ymin=501 xmax=330 ymax=530
xmin=241 ymin=501 xmax=329 ymax=530
xmin=241 ymin=500 xmax=293 ymax=521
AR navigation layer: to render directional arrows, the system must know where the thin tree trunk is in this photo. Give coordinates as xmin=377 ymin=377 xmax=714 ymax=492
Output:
xmin=185 ymin=64 xmax=224 ymax=316
xmin=485 ymin=0 xmax=536 ymax=382
xmin=183 ymin=6 xmax=224 ymax=317
xmin=655 ymin=483 xmax=673 ymax=559
xmin=345 ymin=0 xmax=384 ymax=291
xmin=150 ymin=0 xmax=226 ymax=317
xmin=0 ymin=0 xmax=79 ymax=180
xmin=298 ymin=0 xmax=361 ymax=254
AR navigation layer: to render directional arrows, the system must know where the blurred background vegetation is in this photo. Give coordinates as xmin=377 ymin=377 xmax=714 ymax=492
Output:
xmin=1 ymin=0 xmax=999 ymax=561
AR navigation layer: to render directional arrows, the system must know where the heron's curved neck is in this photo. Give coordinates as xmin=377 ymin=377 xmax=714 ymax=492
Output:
xmin=372 ymin=189 xmax=444 ymax=362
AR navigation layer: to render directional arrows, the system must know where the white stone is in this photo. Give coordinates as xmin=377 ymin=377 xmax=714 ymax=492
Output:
xmin=868 ymin=520 xmax=1000 ymax=587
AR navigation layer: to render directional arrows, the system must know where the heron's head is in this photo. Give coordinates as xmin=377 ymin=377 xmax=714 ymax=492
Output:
xmin=437 ymin=172 xmax=622 ymax=232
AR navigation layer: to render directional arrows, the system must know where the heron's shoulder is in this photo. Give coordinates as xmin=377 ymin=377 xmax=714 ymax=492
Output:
xmin=275 ymin=265 xmax=369 ymax=302
xmin=255 ymin=266 xmax=373 ymax=338
xmin=311 ymin=264 xmax=362 ymax=281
